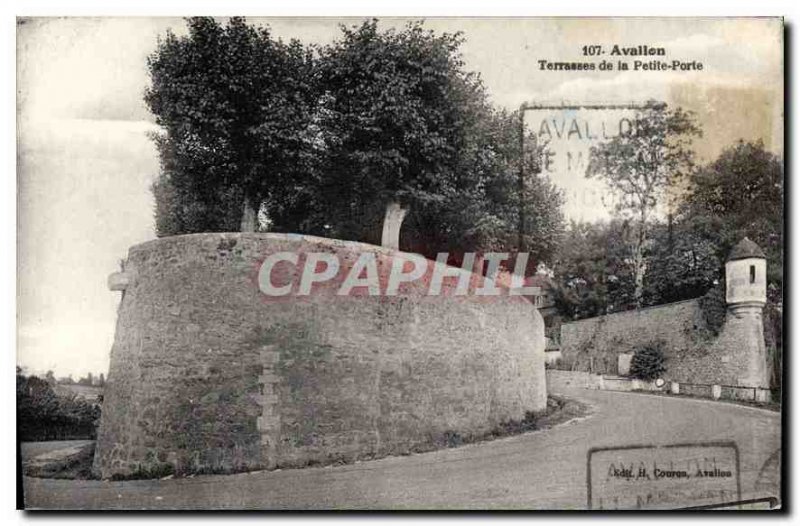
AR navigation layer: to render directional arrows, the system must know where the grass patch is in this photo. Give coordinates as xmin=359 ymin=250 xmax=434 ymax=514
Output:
xmin=379 ymin=395 xmax=590 ymax=458
xmin=110 ymin=462 xmax=175 ymax=481
xmin=23 ymin=442 xmax=96 ymax=480
xmin=482 ymin=395 xmax=589 ymax=442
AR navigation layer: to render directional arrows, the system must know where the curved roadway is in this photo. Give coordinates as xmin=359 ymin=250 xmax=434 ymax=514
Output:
xmin=23 ymin=385 xmax=781 ymax=510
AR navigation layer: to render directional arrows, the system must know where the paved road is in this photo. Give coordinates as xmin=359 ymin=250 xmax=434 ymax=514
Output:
xmin=23 ymin=386 xmax=781 ymax=510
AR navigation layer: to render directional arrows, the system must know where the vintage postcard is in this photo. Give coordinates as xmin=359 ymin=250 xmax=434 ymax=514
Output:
xmin=17 ymin=16 xmax=783 ymax=510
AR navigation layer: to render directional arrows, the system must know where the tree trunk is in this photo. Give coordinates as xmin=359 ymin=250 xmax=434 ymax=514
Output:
xmin=633 ymin=243 xmax=645 ymax=308
xmin=381 ymin=201 xmax=409 ymax=251
xmin=667 ymin=211 xmax=674 ymax=252
xmin=240 ymin=193 xmax=257 ymax=233
xmin=633 ymin=207 xmax=648 ymax=308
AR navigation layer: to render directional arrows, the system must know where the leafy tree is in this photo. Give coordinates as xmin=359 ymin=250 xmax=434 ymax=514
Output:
xmin=552 ymin=220 xmax=635 ymax=319
xmin=642 ymin=214 xmax=723 ymax=306
xmin=587 ymin=101 xmax=701 ymax=307
xmin=629 ymin=342 xmax=667 ymax=380
xmin=554 ymin=215 xmax=723 ymax=319
xmin=17 ymin=370 xmax=60 ymax=423
xmin=403 ymin=108 xmax=564 ymax=265
xmin=313 ymin=20 xmax=563 ymax=263
xmin=145 ymin=17 xmax=565 ymax=267
xmin=312 ymin=19 xmax=476 ymax=247
xmin=680 ymin=140 xmax=783 ymax=294
xmin=147 ymin=17 xmax=317 ymax=235
xmin=17 ymin=370 xmax=101 ymax=441
xmin=636 ymin=141 xmax=782 ymax=344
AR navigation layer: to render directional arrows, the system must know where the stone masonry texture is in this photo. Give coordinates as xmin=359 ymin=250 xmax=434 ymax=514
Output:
xmin=92 ymin=233 xmax=546 ymax=478
xmin=559 ymin=299 xmax=768 ymax=387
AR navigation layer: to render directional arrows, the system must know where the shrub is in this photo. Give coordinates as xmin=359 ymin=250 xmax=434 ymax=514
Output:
xmin=110 ymin=462 xmax=175 ymax=481
xmin=17 ymin=370 xmax=101 ymax=441
xmin=699 ymin=286 xmax=727 ymax=336
xmin=629 ymin=342 xmax=667 ymax=380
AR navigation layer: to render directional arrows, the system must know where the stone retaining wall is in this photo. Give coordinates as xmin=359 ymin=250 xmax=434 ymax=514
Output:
xmin=93 ymin=233 xmax=546 ymax=478
xmin=559 ymin=299 xmax=768 ymax=387
xmin=545 ymin=370 xmax=602 ymax=391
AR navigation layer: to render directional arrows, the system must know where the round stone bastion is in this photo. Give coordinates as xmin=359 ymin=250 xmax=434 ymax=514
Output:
xmin=92 ymin=233 xmax=546 ymax=478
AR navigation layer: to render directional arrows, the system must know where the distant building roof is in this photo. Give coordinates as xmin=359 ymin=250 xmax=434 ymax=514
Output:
xmin=727 ymin=237 xmax=766 ymax=261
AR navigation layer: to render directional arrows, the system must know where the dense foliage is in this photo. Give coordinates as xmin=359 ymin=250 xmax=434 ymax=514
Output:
xmin=17 ymin=369 xmax=101 ymax=441
xmin=147 ymin=17 xmax=317 ymax=234
xmin=309 ymin=20 xmax=478 ymax=243
xmin=697 ymin=286 xmax=728 ymax=337
xmin=680 ymin=140 xmax=784 ymax=296
xmin=307 ymin=20 xmax=563 ymax=262
xmin=587 ymin=101 xmax=701 ymax=307
xmin=147 ymin=18 xmax=564 ymax=266
xmin=552 ymin=219 xmax=635 ymax=318
xmin=555 ymin=140 xmax=783 ymax=320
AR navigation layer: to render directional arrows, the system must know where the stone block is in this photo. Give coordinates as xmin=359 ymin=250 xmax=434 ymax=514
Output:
xmin=107 ymin=271 xmax=131 ymax=291
xmin=617 ymin=353 xmax=633 ymax=376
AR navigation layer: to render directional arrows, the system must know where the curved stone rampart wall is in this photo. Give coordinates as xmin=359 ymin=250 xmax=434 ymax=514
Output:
xmin=93 ymin=233 xmax=546 ymax=478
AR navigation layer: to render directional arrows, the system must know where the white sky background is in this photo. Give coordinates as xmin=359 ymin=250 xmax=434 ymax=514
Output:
xmin=16 ymin=17 xmax=782 ymax=377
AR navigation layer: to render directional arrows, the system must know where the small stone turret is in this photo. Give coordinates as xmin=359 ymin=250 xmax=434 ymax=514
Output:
xmin=725 ymin=237 xmax=767 ymax=310
xmin=724 ymin=237 xmax=769 ymax=389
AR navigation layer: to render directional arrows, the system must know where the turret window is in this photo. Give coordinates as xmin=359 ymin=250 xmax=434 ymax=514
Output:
xmin=750 ymin=265 xmax=756 ymax=284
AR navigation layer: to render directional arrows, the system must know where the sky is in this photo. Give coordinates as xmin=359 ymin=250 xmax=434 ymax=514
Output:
xmin=16 ymin=17 xmax=782 ymax=377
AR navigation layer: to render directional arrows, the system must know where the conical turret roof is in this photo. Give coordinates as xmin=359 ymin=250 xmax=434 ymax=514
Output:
xmin=727 ymin=237 xmax=766 ymax=261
